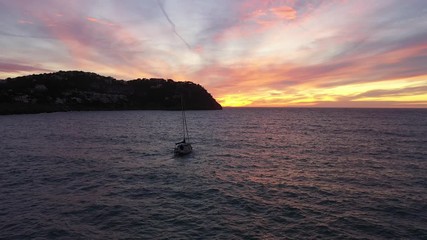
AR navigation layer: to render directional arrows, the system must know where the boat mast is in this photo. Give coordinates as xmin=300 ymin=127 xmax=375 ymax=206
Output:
xmin=181 ymin=95 xmax=190 ymax=143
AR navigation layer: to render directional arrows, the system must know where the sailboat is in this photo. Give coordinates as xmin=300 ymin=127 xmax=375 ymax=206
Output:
xmin=174 ymin=96 xmax=192 ymax=155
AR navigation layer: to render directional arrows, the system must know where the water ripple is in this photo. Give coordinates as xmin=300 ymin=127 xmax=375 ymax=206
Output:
xmin=0 ymin=109 xmax=426 ymax=239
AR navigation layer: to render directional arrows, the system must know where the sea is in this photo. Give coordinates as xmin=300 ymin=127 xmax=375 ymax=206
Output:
xmin=0 ymin=108 xmax=426 ymax=239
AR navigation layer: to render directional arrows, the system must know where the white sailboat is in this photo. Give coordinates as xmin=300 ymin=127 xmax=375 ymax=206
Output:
xmin=174 ymin=96 xmax=192 ymax=155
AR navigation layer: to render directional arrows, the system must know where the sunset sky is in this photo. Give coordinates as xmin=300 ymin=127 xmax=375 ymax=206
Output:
xmin=0 ymin=0 xmax=426 ymax=107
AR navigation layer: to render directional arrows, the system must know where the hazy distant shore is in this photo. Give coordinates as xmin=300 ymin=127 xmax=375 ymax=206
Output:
xmin=0 ymin=103 xmax=224 ymax=115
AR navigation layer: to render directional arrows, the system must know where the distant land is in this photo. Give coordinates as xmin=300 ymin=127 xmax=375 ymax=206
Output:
xmin=0 ymin=71 xmax=222 ymax=115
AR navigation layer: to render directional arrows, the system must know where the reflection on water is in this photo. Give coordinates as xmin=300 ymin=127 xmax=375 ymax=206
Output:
xmin=0 ymin=108 xmax=426 ymax=239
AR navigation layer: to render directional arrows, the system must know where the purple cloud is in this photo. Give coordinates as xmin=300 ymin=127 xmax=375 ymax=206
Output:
xmin=0 ymin=61 xmax=49 ymax=73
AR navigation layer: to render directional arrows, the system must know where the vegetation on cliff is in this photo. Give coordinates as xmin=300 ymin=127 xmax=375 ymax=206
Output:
xmin=0 ymin=71 xmax=222 ymax=114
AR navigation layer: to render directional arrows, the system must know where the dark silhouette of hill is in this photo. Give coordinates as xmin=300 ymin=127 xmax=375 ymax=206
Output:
xmin=0 ymin=71 xmax=222 ymax=114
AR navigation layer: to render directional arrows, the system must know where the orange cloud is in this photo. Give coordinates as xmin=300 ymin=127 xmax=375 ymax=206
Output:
xmin=270 ymin=6 xmax=297 ymax=20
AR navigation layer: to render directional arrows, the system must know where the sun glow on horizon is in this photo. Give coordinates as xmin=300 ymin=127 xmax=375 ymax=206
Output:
xmin=217 ymin=74 xmax=427 ymax=108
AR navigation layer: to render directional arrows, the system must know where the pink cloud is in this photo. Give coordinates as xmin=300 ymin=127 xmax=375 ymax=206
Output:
xmin=18 ymin=20 xmax=34 ymax=25
xmin=86 ymin=17 xmax=115 ymax=27
xmin=213 ymin=1 xmax=322 ymax=42
xmin=38 ymin=14 xmax=141 ymax=69
xmin=2 ymin=0 xmax=143 ymax=71
xmin=192 ymin=29 xmax=427 ymax=101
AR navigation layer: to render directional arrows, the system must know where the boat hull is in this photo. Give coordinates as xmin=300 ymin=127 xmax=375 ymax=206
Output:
xmin=174 ymin=142 xmax=192 ymax=155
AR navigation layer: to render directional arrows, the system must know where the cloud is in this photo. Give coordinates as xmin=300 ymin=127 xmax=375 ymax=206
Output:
xmin=270 ymin=6 xmax=297 ymax=20
xmin=354 ymin=86 xmax=427 ymax=99
xmin=156 ymin=0 xmax=192 ymax=50
xmin=0 ymin=30 xmax=51 ymax=39
xmin=2 ymin=1 xmax=144 ymax=62
xmin=0 ymin=61 xmax=49 ymax=73
xmin=86 ymin=17 xmax=115 ymax=27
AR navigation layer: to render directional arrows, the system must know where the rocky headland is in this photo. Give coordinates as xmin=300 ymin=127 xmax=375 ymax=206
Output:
xmin=0 ymin=71 xmax=222 ymax=115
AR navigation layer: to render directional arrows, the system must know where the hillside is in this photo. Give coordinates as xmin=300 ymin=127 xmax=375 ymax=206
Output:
xmin=0 ymin=71 xmax=222 ymax=114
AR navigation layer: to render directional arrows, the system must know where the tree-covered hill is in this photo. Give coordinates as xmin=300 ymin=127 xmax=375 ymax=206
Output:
xmin=0 ymin=71 xmax=222 ymax=114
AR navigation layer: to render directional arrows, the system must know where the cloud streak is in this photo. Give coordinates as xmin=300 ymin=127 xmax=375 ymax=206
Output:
xmin=156 ymin=0 xmax=192 ymax=50
xmin=0 ymin=61 xmax=49 ymax=74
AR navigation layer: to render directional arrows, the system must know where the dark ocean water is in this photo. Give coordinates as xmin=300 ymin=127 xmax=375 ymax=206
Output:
xmin=0 ymin=108 xmax=426 ymax=239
